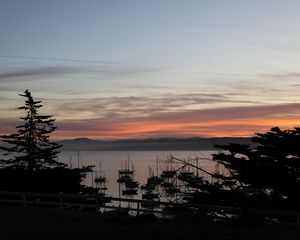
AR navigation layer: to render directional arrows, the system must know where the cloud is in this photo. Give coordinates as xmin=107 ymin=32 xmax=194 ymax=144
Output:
xmin=46 ymin=93 xmax=260 ymax=121
xmin=0 ymin=55 xmax=138 ymax=66
xmin=1 ymin=66 xmax=300 ymax=139
xmin=0 ymin=67 xmax=77 ymax=82
xmin=0 ymin=55 xmax=168 ymax=83
xmin=0 ymin=64 xmax=166 ymax=85
xmin=51 ymin=102 xmax=300 ymax=139
xmin=262 ymin=72 xmax=300 ymax=79
xmin=2 ymin=92 xmax=300 ymax=139
xmin=0 ymin=118 xmax=18 ymax=134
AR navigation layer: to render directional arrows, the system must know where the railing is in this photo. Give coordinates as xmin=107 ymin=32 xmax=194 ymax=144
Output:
xmin=0 ymin=191 xmax=300 ymax=225
xmin=0 ymin=191 xmax=177 ymax=216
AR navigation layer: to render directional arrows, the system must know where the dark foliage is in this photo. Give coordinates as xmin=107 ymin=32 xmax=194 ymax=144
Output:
xmin=0 ymin=90 xmax=93 ymax=193
xmin=0 ymin=166 xmax=92 ymax=193
xmin=211 ymin=127 xmax=300 ymax=210
xmin=0 ymin=89 xmax=63 ymax=170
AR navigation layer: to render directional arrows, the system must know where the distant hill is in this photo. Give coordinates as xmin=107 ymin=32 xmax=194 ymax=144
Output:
xmin=58 ymin=137 xmax=253 ymax=151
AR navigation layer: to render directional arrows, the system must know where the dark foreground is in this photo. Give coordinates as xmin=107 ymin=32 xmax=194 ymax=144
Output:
xmin=1 ymin=207 xmax=300 ymax=240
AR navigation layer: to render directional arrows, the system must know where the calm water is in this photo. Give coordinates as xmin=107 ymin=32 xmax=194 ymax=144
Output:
xmin=58 ymin=150 xmax=217 ymax=197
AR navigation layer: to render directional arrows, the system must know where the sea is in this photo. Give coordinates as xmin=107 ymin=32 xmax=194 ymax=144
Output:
xmin=58 ymin=150 xmax=217 ymax=197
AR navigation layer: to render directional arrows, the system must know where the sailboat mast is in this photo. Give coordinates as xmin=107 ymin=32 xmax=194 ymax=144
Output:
xmin=77 ymin=150 xmax=80 ymax=168
xmin=69 ymin=156 xmax=72 ymax=169
xmin=156 ymin=155 xmax=159 ymax=176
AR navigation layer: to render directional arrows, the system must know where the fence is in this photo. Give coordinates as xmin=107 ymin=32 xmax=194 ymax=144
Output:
xmin=0 ymin=191 xmax=300 ymax=224
xmin=0 ymin=191 xmax=176 ymax=216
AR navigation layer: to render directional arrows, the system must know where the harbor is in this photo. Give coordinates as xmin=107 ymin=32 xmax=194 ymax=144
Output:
xmin=60 ymin=150 xmax=217 ymax=199
xmin=60 ymin=151 xmax=222 ymax=202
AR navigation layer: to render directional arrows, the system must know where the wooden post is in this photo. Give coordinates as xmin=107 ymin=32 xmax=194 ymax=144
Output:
xmin=137 ymin=202 xmax=140 ymax=216
xmin=95 ymin=195 xmax=99 ymax=212
xmin=22 ymin=194 xmax=26 ymax=208
xmin=59 ymin=192 xmax=63 ymax=209
xmin=91 ymin=171 xmax=94 ymax=188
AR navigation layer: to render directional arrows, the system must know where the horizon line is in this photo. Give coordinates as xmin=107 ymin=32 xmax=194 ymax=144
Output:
xmin=55 ymin=136 xmax=253 ymax=141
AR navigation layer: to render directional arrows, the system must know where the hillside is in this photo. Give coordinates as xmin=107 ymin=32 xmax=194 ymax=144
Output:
xmin=58 ymin=137 xmax=253 ymax=151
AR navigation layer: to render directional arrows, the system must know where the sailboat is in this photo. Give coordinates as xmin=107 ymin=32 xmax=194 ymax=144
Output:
xmin=94 ymin=162 xmax=108 ymax=196
xmin=117 ymin=156 xmax=139 ymax=196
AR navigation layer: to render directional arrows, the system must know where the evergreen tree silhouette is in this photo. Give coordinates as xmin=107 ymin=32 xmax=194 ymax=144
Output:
xmin=0 ymin=90 xmax=94 ymax=193
xmin=212 ymin=127 xmax=300 ymax=209
xmin=1 ymin=89 xmax=65 ymax=170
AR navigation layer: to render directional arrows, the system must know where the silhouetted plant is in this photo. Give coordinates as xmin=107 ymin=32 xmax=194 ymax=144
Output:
xmin=0 ymin=89 xmax=64 ymax=170
xmin=211 ymin=127 xmax=300 ymax=210
xmin=0 ymin=90 xmax=93 ymax=193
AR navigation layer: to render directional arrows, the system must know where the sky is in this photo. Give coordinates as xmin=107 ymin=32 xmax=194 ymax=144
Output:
xmin=1 ymin=0 xmax=300 ymax=139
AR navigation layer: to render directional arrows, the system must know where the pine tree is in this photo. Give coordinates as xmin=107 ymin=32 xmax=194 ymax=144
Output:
xmin=0 ymin=90 xmax=95 ymax=193
xmin=0 ymin=89 xmax=65 ymax=170
xmin=211 ymin=127 xmax=300 ymax=209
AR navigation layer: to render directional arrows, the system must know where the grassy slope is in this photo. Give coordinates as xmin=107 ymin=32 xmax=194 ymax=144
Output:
xmin=59 ymin=137 xmax=253 ymax=151
xmin=1 ymin=207 xmax=300 ymax=240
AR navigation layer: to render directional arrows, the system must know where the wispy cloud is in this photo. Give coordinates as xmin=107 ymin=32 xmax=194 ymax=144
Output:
xmin=51 ymin=102 xmax=300 ymax=139
xmin=0 ymin=62 xmax=166 ymax=84
xmin=0 ymin=55 xmax=138 ymax=65
xmin=46 ymin=93 xmax=258 ymax=120
xmin=0 ymin=67 xmax=77 ymax=82
xmin=0 ymin=118 xmax=18 ymax=135
xmin=1 ymin=100 xmax=300 ymax=139
xmin=262 ymin=72 xmax=300 ymax=79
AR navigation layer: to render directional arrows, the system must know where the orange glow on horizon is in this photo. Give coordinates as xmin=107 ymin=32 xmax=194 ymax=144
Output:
xmin=51 ymin=117 xmax=300 ymax=140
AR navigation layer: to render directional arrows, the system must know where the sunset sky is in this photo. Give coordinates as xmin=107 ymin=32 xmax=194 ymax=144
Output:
xmin=1 ymin=0 xmax=300 ymax=139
